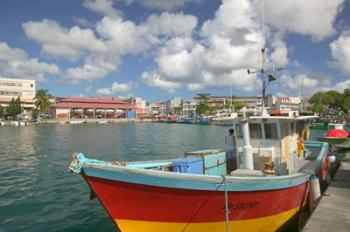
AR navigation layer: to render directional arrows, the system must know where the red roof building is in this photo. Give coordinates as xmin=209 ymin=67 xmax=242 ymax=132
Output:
xmin=51 ymin=97 xmax=135 ymax=120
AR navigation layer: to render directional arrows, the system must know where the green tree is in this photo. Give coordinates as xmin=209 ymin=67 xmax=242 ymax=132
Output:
xmin=31 ymin=108 xmax=39 ymax=120
xmin=195 ymin=93 xmax=212 ymax=116
xmin=308 ymin=92 xmax=330 ymax=114
xmin=6 ymin=97 xmax=22 ymax=119
xmin=35 ymin=89 xmax=51 ymax=113
xmin=325 ymin=90 xmax=342 ymax=108
xmin=342 ymin=88 xmax=350 ymax=114
xmin=196 ymin=103 xmax=212 ymax=116
xmin=196 ymin=93 xmax=210 ymax=104
xmin=0 ymin=105 xmax=4 ymax=118
xmin=173 ymin=106 xmax=182 ymax=115
xmin=224 ymin=96 xmax=246 ymax=112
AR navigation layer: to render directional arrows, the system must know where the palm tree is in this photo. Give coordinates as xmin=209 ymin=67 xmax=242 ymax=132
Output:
xmin=35 ymin=89 xmax=51 ymax=113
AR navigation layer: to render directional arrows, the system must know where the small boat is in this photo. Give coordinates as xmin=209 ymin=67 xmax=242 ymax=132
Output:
xmin=211 ymin=113 xmax=238 ymax=126
xmin=68 ymin=119 xmax=87 ymax=125
xmin=310 ymin=122 xmax=345 ymax=131
xmin=177 ymin=118 xmax=192 ymax=124
xmin=97 ymin=120 xmax=112 ymax=124
xmin=69 ymin=112 xmax=329 ymax=232
xmin=317 ymin=128 xmax=350 ymax=149
xmin=166 ymin=115 xmax=178 ymax=123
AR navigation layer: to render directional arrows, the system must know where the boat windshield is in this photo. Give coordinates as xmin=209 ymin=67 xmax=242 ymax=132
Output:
xmin=249 ymin=123 xmax=262 ymax=139
xmin=263 ymin=123 xmax=278 ymax=139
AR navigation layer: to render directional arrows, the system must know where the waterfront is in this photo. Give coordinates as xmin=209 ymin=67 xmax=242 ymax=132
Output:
xmin=0 ymin=123 xmax=228 ymax=232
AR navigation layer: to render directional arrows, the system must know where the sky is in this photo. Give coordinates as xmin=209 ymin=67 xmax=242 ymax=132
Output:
xmin=0 ymin=0 xmax=349 ymax=101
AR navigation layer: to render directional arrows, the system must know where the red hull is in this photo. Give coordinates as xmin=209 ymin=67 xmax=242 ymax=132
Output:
xmin=85 ymin=176 xmax=309 ymax=223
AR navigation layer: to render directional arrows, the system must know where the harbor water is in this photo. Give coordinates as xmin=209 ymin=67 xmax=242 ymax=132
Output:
xmin=0 ymin=123 xmax=229 ymax=232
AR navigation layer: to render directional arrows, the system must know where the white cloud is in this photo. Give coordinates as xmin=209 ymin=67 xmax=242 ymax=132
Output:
xmin=65 ymin=55 xmax=120 ymax=84
xmin=187 ymin=69 xmax=258 ymax=92
xmin=270 ymin=33 xmax=288 ymax=68
xmin=334 ymin=79 xmax=350 ymax=92
xmin=0 ymin=42 xmax=27 ymax=61
xmin=83 ymin=0 xmax=121 ymax=18
xmin=330 ymin=31 xmax=350 ymax=75
xmin=22 ymin=19 xmax=107 ymax=61
xmin=96 ymin=13 xmax=197 ymax=55
xmin=143 ymin=12 xmax=197 ymax=36
xmin=141 ymin=71 xmax=181 ymax=93
xmin=143 ymin=0 xmax=264 ymax=93
xmin=155 ymin=37 xmax=204 ymax=81
xmin=123 ymin=0 xmax=198 ymax=10
xmin=279 ymin=73 xmax=335 ymax=96
xmin=253 ymin=0 xmax=345 ymax=41
xmin=96 ymin=81 xmax=133 ymax=95
xmin=0 ymin=42 xmax=60 ymax=81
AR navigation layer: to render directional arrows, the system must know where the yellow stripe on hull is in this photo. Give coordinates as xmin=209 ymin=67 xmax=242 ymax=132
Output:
xmin=115 ymin=206 xmax=300 ymax=232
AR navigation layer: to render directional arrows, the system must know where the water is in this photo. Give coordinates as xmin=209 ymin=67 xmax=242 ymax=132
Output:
xmin=0 ymin=123 xmax=228 ymax=232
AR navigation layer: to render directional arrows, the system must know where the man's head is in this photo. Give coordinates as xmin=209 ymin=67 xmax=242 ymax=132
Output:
xmin=229 ymin=128 xmax=234 ymax=135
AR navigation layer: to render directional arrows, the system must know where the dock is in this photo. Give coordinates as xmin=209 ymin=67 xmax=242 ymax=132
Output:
xmin=303 ymin=153 xmax=350 ymax=232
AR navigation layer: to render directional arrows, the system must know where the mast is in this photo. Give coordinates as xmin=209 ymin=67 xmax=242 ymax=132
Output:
xmin=241 ymin=109 xmax=254 ymax=170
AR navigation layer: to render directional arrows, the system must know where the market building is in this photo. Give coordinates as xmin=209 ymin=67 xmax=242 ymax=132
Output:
xmin=51 ymin=97 xmax=134 ymax=120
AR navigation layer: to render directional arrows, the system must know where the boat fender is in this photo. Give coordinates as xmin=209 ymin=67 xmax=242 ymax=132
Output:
xmin=309 ymin=175 xmax=321 ymax=208
xmin=327 ymin=155 xmax=336 ymax=164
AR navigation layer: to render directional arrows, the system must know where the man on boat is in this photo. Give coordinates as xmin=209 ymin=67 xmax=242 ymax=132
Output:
xmin=225 ymin=128 xmax=237 ymax=174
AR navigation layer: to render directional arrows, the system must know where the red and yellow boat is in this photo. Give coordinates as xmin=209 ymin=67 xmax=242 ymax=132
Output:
xmin=69 ymin=114 xmax=329 ymax=232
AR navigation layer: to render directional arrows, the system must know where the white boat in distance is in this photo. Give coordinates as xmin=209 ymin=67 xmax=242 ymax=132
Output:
xmin=211 ymin=112 xmax=238 ymax=126
xmin=97 ymin=120 xmax=112 ymax=124
xmin=68 ymin=119 xmax=87 ymax=125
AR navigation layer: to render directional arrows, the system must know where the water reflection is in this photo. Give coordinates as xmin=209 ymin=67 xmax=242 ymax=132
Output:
xmin=0 ymin=123 xmax=227 ymax=231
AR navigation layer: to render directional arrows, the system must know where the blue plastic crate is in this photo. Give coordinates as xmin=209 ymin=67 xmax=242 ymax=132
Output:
xmin=172 ymin=157 xmax=203 ymax=174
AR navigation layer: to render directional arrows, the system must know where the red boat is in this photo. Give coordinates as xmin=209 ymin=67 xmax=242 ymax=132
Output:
xmin=69 ymin=114 xmax=328 ymax=232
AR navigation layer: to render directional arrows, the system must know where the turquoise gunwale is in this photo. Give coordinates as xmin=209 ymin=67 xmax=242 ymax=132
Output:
xmin=70 ymin=141 xmax=328 ymax=192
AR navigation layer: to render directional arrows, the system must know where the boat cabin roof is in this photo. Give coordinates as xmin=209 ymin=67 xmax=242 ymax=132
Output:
xmin=248 ymin=115 xmax=317 ymax=121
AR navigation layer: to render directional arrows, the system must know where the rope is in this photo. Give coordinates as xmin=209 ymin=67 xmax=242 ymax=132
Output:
xmin=181 ymin=176 xmax=230 ymax=232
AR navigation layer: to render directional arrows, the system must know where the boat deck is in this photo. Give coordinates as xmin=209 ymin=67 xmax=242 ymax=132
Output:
xmin=303 ymin=152 xmax=350 ymax=232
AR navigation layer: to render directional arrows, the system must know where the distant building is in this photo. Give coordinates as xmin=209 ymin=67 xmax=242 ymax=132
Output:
xmin=158 ymin=101 xmax=167 ymax=115
xmin=182 ymin=100 xmax=197 ymax=116
xmin=275 ymin=97 xmax=301 ymax=112
xmin=207 ymin=96 xmax=227 ymax=112
xmin=125 ymin=97 xmax=149 ymax=117
xmin=237 ymin=94 xmax=273 ymax=110
xmin=166 ymin=97 xmax=182 ymax=114
xmin=51 ymin=97 xmax=134 ymax=119
xmin=0 ymin=77 xmax=36 ymax=114
xmin=147 ymin=102 xmax=159 ymax=115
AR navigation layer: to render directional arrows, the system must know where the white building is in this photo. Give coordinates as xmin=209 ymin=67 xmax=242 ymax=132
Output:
xmin=275 ymin=97 xmax=302 ymax=111
xmin=182 ymin=100 xmax=197 ymax=116
xmin=158 ymin=101 xmax=167 ymax=115
xmin=0 ymin=77 xmax=35 ymax=111
xmin=166 ymin=97 xmax=182 ymax=114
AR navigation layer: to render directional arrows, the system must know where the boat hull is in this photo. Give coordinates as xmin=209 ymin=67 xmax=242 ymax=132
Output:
xmin=82 ymin=173 xmax=309 ymax=232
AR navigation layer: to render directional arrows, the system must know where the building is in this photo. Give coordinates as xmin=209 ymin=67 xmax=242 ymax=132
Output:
xmin=237 ymin=94 xmax=273 ymax=110
xmin=0 ymin=77 xmax=35 ymax=113
xmin=182 ymin=100 xmax=197 ymax=116
xmin=51 ymin=97 xmax=134 ymax=119
xmin=166 ymin=97 xmax=182 ymax=114
xmin=124 ymin=97 xmax=150 ymax=117
xmin=207 ymin=96 xmax=227 ymax=112
xmin=275 ymin=97 xmax=302 ymax=112
xmin=158 ymin=101 xmax=167 ymax=115
xmin=147 ymin=102 xmax=159 ymax=115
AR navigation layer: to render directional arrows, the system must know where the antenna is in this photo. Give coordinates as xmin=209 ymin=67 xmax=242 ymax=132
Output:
xmin=262 ymin=0 xmax=266 ymax=45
